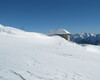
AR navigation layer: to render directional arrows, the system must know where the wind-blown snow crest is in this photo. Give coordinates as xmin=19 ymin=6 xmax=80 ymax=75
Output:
xmin=0 ymin=25 xmax=100 ymax=80
xmin=0 ymin=24 xmax=25 ymax=35
xmin=0 ymin=24 xmax=49 ymax=39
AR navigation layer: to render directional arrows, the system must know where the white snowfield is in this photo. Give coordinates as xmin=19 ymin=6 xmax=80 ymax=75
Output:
xmin=0 ymin=25 xmax=100 ymax=80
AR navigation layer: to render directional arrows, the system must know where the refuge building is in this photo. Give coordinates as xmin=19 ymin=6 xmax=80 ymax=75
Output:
xmin=49 ymin=29 xmax=71 ymax=41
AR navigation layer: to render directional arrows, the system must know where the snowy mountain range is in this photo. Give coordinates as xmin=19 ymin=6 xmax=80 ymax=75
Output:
xmin=71 ymin=33 xmax=100 ymax=45
xmin=0 ymin=25 xmax=100 ymax=80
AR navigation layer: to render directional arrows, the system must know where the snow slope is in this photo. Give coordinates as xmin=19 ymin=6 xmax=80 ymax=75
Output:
xmin=0 ymin=25 xmax=100 ymax=80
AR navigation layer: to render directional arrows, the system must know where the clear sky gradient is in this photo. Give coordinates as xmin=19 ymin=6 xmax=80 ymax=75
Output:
xmin=0 ymin=0 xmax=100 ymax=34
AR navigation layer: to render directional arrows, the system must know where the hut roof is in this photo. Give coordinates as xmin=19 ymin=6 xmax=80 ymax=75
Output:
xmin=49 ymin=29 xmax=70 ymax=35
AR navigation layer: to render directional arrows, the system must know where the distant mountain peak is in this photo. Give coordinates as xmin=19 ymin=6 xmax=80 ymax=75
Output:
xmin=71 ymin=33 xmax=100 ymax=45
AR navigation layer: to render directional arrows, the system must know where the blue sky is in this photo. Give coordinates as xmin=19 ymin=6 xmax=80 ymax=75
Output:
xmin=0 ymin=0 xmax=100 ymax=34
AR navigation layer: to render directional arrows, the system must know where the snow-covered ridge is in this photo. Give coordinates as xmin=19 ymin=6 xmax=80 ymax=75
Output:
xmin=0 ymin=24 xmax=49 ymax=39
xmin=71 ymin=33 xmax=100 ymax=45
xmin=1 ymin=24 xmax=99 ymax=45
xmin=0 ymin=24 xmax=25 ymax=34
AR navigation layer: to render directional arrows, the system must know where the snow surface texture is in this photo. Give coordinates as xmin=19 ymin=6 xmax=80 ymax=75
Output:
xmin=0 ymin=25 xmax=100 ymax=80
xmin=71 ymin=33 xmax=100 ymax=45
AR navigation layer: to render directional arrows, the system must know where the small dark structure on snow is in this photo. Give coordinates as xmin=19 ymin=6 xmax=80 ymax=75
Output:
xmin=49 ymin=29 xmax=71 ymax=41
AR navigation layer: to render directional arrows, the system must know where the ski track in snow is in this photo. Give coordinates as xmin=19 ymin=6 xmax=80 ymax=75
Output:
xmin=10 ymin=70 xmax=26 ymax=80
